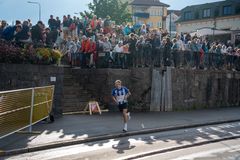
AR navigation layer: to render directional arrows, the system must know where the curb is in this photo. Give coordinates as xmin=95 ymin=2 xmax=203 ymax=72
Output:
xmin=124 ymin=135 xmax=240 ymax=160
xmin=1 ymin=119 xmax=240 ymax=157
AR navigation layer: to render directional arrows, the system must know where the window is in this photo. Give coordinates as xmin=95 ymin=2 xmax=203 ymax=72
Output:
xmin=203 ymin=9 xmax=211 ymax=18
xmin=157 ymin=21 xmax=162 ymax=27
xmin=236 ymin=5 xmax=240 ymax=14
xmin=223 ymin=5 xmax=232 ymax=15
xmin=184 ymin=11 xmax=192 ymax=20
xmin=159 ymin=9 xmax=163 ymax=16
xmin=148 ymin=22 xmax=153 ymax=27
xmin=214 ymin=8 xmax=219 ymax=17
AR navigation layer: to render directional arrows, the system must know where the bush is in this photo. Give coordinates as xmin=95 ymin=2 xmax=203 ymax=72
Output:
xmin=0 ymin=40 xmax=62 ymax=65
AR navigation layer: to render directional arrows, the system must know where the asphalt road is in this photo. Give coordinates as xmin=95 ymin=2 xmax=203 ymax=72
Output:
xmin=3 ymin=122 xmax=240 ymax=160
xmin=139 ymin=139 xmax=240 ymax=160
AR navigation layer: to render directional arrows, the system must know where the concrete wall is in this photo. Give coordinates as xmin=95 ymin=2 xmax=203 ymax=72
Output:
xmin=0 ymin=64 xmax=64 ymax=116
xmin=171 ymin=69 xmax=240 ymax=110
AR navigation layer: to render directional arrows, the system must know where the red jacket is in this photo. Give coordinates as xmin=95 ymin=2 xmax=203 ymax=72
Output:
xmin=89 ymin=42 xmax=96 ymax=54
xmin=80 ymin=39 xmax=90 ymax=53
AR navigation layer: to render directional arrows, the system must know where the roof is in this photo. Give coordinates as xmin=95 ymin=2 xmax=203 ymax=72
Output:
xmin=130 ymin=0 xmax=170 ymax=7
xmin=167 ymin=10 xmax=181 ymax=16
xmin=181 ymin=0 xmax=238 ymax=10
xmin=176 ymin=0 xmax=240 ymax=23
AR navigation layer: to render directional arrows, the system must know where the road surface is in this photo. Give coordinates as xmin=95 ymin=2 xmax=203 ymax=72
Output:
xmin=3 ymin=122 xmax=240 ymax=160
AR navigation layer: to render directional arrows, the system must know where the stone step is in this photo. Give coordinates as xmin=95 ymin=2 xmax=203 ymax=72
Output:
xmin=62 ymin=107 xmax=86 ymax=113
xmin=63 ymin=94 xmax=78 ymax=99
xmin=63 ymin=100 xmax=88 ymax=106
xmin=63 ymin=81 xmax=80 ymax=86
xmin=62 ymin=103 xmax=87 ymax=111
xmin=62 ymin=97 xmax=93 ymax=103
xmin=63 ymin=89 xmax=90 ymax=95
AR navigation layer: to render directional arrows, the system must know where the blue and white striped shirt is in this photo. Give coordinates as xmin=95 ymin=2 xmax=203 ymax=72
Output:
xmin=112 ymin=87 xmax=129 ymax=104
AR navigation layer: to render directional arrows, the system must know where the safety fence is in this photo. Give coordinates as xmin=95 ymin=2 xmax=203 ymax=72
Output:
xmin=0 ymin=85 xmax=54 ymax=139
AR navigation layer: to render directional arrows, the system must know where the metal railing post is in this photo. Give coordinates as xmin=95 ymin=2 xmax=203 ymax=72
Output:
xmin=29 ymin=88 xmax=35 ymax=132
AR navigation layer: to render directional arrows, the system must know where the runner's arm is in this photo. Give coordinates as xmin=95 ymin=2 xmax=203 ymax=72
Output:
xmin=112 ymin=96 xmax=118 ymax=104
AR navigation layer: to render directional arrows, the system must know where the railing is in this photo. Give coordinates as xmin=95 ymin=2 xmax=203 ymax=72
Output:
xmin=68 ymin=49 xmax=240 ymax=71
xmin=0 ymin=85 xmax=55 ymax=139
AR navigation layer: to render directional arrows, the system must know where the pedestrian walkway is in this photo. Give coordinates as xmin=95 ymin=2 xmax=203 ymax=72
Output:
xmin=0 ymin=107 xmax=240 ymax=155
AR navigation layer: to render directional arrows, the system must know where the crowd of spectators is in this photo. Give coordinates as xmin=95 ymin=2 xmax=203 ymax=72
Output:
xmin=0 ymin=15 xmax=239 ymax=70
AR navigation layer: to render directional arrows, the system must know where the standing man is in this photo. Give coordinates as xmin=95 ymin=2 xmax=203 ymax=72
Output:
xmin=112 ymin=80 xmax=131 ymax=132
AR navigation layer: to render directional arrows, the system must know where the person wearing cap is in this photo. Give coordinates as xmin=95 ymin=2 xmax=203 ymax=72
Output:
xmin=112 ymin=80 xmax=131 ymax=132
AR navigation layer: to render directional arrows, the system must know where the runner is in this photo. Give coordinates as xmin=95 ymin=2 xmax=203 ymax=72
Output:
xmin=112 ymin=80 xmax=131 ymax=132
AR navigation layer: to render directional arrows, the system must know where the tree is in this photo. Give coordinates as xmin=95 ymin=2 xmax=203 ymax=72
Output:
xmin=86 ymin=0 xmax=132 ymax=24
xmin=80 ymin=11 xmax=94 ymax=19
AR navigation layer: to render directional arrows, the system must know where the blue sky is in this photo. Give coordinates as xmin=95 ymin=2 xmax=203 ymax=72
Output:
xmin=0 ymin=0 xmax=221 ymax=24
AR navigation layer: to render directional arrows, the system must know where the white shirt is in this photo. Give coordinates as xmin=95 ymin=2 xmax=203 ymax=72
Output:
xmin=114 ymin=45 xmax=123 ymax=53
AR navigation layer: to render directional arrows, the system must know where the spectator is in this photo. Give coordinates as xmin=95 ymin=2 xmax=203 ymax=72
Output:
xmin=209 ymin=44 xmax=217 ymax=69
xmin=128 ymin=33 xmax=137 ymax=67
xmin=0 ymin=20 xmax=7 ymax=39
xmin=76 ymin=17 xmax=83 ymax=37
xmin=15 ymin=21 xmax=31 ymax=44
xmin=114 ymin=41 xmax=124 ymax=68
xmin=124 ymin=24 xmax=131 ymax=36
xmin=190 ymin=38 xmax=199 ymax=69
xmin=140 ymin=24 xmax=147 ymax=35
xmin=2 ymin=24 xmax=17 ymax=41
xmin=102 ymin=37 xmax=112 ymax=67
xmin=56 ymin=16 xmax=61 ymax=30
xmin=163 ymin=37 xmax=172 ymax=66
xmin=103 ymin=16 xmax=111 ymax=34
xmin=31 ymin=21 xmax=44 ymax=45
xmin=89 ymin=38 xmax=97 ymax=68
xmin=80 ymin=36 xmax=90 ymax=68
xmin=62 ymin=15 xmax=69 ymax=40
xmin=152 ymin=34 xmax=161 ymax=67
xmin=144 ymin=34 xmax=153 ymax=67
xmin=91 ymin=15 xmax=98 ymax=31
xmin=48 ymin=15 xmax=57 ymax=31
xmin=136 ymin=35 xmax=145 ymax=67
xmin=172 ymin=38 xmax=180 ymax=68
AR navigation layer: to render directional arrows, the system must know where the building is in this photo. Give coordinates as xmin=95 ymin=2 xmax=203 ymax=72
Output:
xmin=129 ymin=0 xmax=169 ymax=28
xmin=176 ymin=0 xmax=240 ymax=45
xmin=166 ymin=10 xmax=181 ymax=36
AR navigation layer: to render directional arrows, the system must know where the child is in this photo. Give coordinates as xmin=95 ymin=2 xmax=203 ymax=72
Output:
xmin=112 ymin=80 xmax=131 ymax=132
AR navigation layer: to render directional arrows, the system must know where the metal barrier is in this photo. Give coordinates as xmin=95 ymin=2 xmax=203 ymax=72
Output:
xmin=0 ymin=85 xmax=55 ymax=139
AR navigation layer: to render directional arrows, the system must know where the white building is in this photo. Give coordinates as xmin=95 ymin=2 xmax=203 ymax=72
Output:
xmin=176 ymin=0 xmax=240 ymax=45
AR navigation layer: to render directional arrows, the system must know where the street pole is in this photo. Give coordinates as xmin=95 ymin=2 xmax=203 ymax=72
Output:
xmin=27 ymin=1 xmax=41 ymax=21
xmin=169 ymin=11 xmax=172 ymax=38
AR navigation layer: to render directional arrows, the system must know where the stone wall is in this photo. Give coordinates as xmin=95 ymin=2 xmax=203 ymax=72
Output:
xmin=171 ymin=69 xmax=240 ymax=110
xmin=1 ymin=63 xmax=239 ymax=114
xmin=71 ymin=68 xmax=152 ymax=111
xmin=0 ymin=64 xmax=64 ymax=116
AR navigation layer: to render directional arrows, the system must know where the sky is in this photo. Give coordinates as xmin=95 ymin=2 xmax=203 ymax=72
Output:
xmin=0 ymin=0 xmax=221 ymax=25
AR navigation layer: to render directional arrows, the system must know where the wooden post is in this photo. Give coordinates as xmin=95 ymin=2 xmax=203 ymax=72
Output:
xmin=167 ymin=67 xmax=173 ymax=111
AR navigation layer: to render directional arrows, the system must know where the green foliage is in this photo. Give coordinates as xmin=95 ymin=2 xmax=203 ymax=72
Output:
xmin=80 ymin=11 xmax=94 ymax=19
xmin=86 ymin=0 xmax=132 ymax=24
